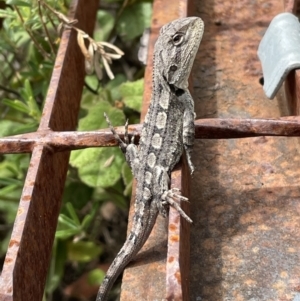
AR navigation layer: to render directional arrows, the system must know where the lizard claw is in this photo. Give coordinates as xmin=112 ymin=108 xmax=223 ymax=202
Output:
xmin=161 ymin=188 xmax=192 ymax=223
xmin=104 ymin=112 xmax=128 ymax=152
xmin=124 ymin=119 xmax=129 ymax=145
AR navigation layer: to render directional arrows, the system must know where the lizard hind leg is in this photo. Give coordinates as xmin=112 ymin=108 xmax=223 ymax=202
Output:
xmin=154 ymin=166 xmax=193 ymax=223
xmin=161 ymin=188 xmax=192 ymax=223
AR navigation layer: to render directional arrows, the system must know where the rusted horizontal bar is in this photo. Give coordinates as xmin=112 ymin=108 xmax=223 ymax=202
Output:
xmin=2 ymin=117 xmax=300 ymax=154
xmin=194 ymin=117 xmax=300 ymax=138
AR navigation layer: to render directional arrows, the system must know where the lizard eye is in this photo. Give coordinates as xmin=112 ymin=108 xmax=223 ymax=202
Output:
xmin=172 ymin=34 xmax=184 ymax=46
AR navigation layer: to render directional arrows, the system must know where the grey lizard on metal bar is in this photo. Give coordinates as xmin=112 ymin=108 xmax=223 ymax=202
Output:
xmin=96 ymin=16 xmax=204 ymax=301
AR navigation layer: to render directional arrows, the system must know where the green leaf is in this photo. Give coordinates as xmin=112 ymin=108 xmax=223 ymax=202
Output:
xmin=117 ymin=2 xmax=152 ymax=41
xmin=45 ymin=239 xmax=67 ymax=294
xmin=70 ymin=147 xmax=124 ymax=188
xmin=0 ymin=177 xmax=22 ymax=186
xmin=85 ymin=75 xmax=100 ymax=92
xmin=70 ymin=100 xmax=126 ymax=188
xmin=5 ymin=122 xmax=38 ymax=136
xmin=0 ymin=184 xmax=21 ymax=196
xmin=0 ymin=154 xmax=29 ymax=180
xmin=0 ymin=234 xmax=11 ymax=258
xmin=0 ymin=8 xmax=15 ymax=18
xmin=119 ymin=79 xmax=143 ymax=112
xmin=87 ymin=268 xmax=106 ymax=286
xmin=95 ymin=10 xmax=114 ymax=41
xmin=77 ymin=100 xmax=125 ymax=131
xmin=2 ymin=99 xmax=29 ymax=114
xmin=6 ymin=0 xmax=32 ymax=7
xmin=94 ymin=186 xmax=127 ymax=209
xmin=0 ymin=120 xmax=20 ymax=137
xmin=58 ymin=214 xmax=79 ymax=230
xmin=79 ymin=199 xmax=99 ymax=231
xmin=81 ymin=214 xmax=93 ymax=230
xmin=23 ymin=79 xmax=41 ymax=121
xmin=62 ymin=182 xmax=93 ymax=210
xmin=55 ymin=228 xmax=80 ymax=239
xmin=65 ymin=202 xmax=80 ymax=226
xmin=68 ymin=241 xmax=102 ymax=262
xmin=0 ymin=199 xmax=18 ymax=222
xmin=105 ymin=74 xmax=127 ymax=101
xmin=23 ymin=79 xmax=33 ymax=98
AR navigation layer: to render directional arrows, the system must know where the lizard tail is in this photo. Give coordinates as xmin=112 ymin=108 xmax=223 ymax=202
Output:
xmin=96 ymin=204 xmax=158 ymax=301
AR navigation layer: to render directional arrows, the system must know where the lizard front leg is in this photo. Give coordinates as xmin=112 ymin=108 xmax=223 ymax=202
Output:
xmin=104 ymin=113 xmax=140 ymax=177
xmin=182 ymin=92 xmax=196 ymax=174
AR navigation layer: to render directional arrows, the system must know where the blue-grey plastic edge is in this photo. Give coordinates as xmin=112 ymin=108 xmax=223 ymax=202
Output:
xmin=257 ymin=13 xmax=300 ymax=99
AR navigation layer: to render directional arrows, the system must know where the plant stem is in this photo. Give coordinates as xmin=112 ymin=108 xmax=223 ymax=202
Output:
xmin=38 ymin=0 xmax=56 ymax=56
xmin=14 ymin=5 xmax=51 ymax=59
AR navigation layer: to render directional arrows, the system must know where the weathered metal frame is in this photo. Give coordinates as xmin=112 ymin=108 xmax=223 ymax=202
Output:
xmin=0 ymin=0 xmax=300 ymax=300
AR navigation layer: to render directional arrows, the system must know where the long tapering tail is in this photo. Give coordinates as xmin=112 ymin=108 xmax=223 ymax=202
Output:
xmin=96 ymin=203 xmax=158 ymax=301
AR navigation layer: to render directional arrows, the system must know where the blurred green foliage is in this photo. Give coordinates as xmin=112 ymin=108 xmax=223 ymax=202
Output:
xmin=0 ymin=0 xmax=152 ymax=300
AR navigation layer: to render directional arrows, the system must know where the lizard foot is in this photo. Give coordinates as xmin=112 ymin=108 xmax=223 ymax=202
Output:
xmin=104 ymin=112 xmax=129 ymax=153
xmin=161 ymin=188 xmax=192 ymax=223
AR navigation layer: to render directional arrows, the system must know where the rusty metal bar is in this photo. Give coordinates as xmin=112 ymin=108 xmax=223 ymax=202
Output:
xmin=285 ymin=70 xmax=300 ymax=115
xmin=284 ymin=0 xmax=299 ymax=14
xmin=3 ymin=117 xmax=300 ymax=154
xmin=166 ymin=155 xmax=191 ymax=301
xmin=0 ymin=1 xmax=98 ymax=301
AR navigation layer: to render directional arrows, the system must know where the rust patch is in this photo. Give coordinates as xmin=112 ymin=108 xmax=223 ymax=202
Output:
xmin=4 ymin=258 xmax=13 ymax=264
xmin=22 ymin=195 xmax=31 ymax=201
xmin=170 ymin=235 xmax=179 ymax=243
xmin=169 ymin=223 xmax=176 ymax=231
xmin=8 ymin=240 xmax=19 ymax=248
xmin=175 ymin=271 xmax=181 ymax=285
xmin=168 ymin=256 xmax=175 ymax=263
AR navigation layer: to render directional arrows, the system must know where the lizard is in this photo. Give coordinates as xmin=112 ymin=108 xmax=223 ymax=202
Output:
xmin=96 ymin=16 xmax=204 ymax=301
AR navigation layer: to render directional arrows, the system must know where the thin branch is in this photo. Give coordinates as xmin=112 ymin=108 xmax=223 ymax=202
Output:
xmin=84 ymin=80 xmax=100 ymax=95
xmin=107 ymin=0 xmax=130 ymax=42
xmin=13 ymin=5 xmax=51 ymax=59
xmin=45 ymin=10 xmax=57 ymax=32
xmin=0 ymin=84 xmax=21 ymax=97
xmin=1 ymin=52 xmax=22 ymax=86
xmin=37 ymin=0 xmax=56 ymax=56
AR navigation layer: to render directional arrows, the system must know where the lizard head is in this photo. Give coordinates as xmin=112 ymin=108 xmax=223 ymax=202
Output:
xmin=155 ymin=17 xmax=204 ymax=90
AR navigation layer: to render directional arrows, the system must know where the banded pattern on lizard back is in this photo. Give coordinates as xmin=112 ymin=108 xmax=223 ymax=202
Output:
xmin=96 ymin=17 xmax=204 ymax=301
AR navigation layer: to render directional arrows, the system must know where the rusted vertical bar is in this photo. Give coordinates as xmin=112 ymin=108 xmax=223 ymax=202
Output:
xmin=120 ymin=0 xmax=193 ymax=300
xmin=166 ymin=156 xmax=191 ymax=301
xmin=0 ymin=1 xmax=98 ymax=300
xmin=166 ymin=1 xmax=195 ymax=299
xmin=284 ymin=1 xmax=300 ymax=115
xmin=285 ymin=70 xmax=300 ymax=115
xmin=284 ymin=0 xmax=299 ymax=14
